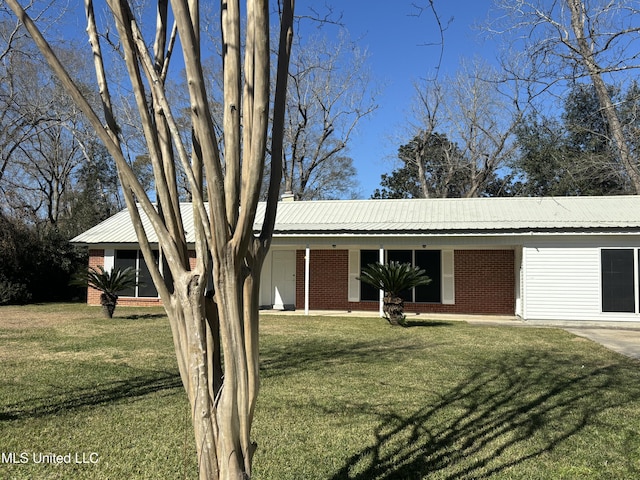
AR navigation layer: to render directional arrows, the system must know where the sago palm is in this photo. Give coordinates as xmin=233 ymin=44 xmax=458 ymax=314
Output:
xmin=73 ymin=266 xmax=137 ymax=318
xmin=359 ymin=261 xmax=431 ymax=326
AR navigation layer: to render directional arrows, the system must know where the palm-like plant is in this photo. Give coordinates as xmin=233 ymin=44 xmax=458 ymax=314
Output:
xmin=359 ymin=261 xmax=431 ymax=326
xmin=73 ymin=266 xmax=138 ymax=318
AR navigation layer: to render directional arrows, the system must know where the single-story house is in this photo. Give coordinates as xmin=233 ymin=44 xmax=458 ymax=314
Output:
xmin=71 ymin=195 xmax=640 ymax=323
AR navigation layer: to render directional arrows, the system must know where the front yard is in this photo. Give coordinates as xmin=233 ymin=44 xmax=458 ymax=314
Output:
xmin=1 ymin=304 xmax=639 ymax=479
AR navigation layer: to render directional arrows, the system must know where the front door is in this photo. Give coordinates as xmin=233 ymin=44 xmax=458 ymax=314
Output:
xmin=272 ymin=250 xmax=296 ymax=310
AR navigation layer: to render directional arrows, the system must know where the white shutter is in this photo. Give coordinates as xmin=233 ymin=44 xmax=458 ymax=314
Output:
xmin=442 ymin=250 xmax=455 ymax=304
xmin=348 ymin=250 xmax=360 ymax=302
xmin=104 ymin=249 xmax=115 ymax=272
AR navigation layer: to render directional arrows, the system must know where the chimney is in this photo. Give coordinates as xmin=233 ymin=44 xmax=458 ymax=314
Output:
xmin=281 ymin=190 xmax=295 ymax=202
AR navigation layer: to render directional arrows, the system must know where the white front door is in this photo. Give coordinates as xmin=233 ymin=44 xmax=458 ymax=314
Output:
xmin=272 ymin=250 xmax=296 ymax=310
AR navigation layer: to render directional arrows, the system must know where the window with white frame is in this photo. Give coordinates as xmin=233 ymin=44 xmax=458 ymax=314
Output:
xmin=601 ymin=248 xmax=639 ymax=313
xmin=359 ymin=249 xmax=443 ymax=303
xmin=114 ymin=250 xmax=159 ymax=297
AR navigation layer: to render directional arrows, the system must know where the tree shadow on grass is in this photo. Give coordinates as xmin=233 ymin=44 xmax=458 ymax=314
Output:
xmin=120 ymin=313 xmax=167 ymax=320
xmin=0 ymin=370 xmax=181 ymax=421
xmin=402 ymin=320 xmax=454 ymax=328
xmin=261 ymin=338 xmax=430 ymax=380
xmin=327 ymin=351 xmax=640 ymax=479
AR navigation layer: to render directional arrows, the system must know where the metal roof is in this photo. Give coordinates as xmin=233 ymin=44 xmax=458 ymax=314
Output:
xmin=71 ymin=195 xmax=640 ymax=245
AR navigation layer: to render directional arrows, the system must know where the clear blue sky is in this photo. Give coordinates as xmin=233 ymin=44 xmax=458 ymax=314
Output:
xmin=303 ymin=1 xmax=498 ymax=198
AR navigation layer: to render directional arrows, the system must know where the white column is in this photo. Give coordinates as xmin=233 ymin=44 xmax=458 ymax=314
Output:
xmin=304 ymin=245 xmax=310 ymax=315
xmin=635 ymin=248 xmax=639 ymax=315
xmin=379 ymin=245 xmax=384 ymax=317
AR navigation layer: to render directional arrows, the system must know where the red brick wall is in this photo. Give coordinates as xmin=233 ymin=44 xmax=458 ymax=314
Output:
xmin=295 ymin=249 xmax=515 ymax=315
xmin=87 ymin=249 xmax=105 ymax=306
xmin=115 ymin=297 xmax=162 ymax=306
xmin=88 ymin=247 xmax=514 ymax=315
xmin=446 ymin=250 xmax=515 ymax=315
xmin=188 ymin=250 xmax=197 ymax=270
xmin=295 ymin=249 xmax=350 ymax=310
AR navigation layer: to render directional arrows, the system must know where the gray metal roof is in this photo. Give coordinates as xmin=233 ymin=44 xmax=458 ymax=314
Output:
xmin=71 ymin=195 xmax=640 ymax=245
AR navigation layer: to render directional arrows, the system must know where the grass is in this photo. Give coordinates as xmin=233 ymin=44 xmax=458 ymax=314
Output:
xmin=1 ymin=304 xmax=640 ymax=479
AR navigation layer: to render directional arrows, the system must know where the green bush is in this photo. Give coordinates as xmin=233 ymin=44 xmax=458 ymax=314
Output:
xmin=358 ymin=261 xmax=431 ymax=326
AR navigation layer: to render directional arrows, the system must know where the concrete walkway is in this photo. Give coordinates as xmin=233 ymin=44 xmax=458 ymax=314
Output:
xmin=261 ymin=309 xmax=640 ymax=361
xmin=562 ymin=328 xmax=640 ymax=360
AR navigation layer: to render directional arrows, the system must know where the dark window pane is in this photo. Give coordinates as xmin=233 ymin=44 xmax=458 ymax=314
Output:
xmin=387 ymin=250 xmax=413 ymax=301
xmin=602 ymin=249 xmax=635 ymax=313
xmin=387 ymin=250 xmax=412 ymax=265
xmin=360 ymin=250 xmax=380 ymax=301
xmin=415 ymin=250 xmax=441 ymax=303
xmin=114 ymin=250 xmax=136 ymax=297
xmin=138 ymin=250 xmax=159 ymax=297
xmin=162 ymin=251 xmax=174 ymax=294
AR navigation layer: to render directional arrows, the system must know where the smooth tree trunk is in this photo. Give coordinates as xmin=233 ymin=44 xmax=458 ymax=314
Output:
xmin=4 ymin=0 xmax=295 ymax=478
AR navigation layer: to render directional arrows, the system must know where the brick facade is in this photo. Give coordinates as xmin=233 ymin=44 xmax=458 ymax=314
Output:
xmin=87 ymin=249 xmax=105 ymax=306
xmin=88 ymin=248 xmax=515 ymax=315
xmin=295 ymin=249 xmax=351 ymax=311
xmin=295 ymin=249 xmax=515 ymax=315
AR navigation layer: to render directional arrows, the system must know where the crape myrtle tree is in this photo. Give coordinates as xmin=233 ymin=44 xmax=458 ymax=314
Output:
xmin=4 ymin=0 xmax=295 ymax=479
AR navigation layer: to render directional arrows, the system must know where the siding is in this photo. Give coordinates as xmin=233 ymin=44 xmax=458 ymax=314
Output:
xmin=522 ymin=246 xmax=605 ymax=321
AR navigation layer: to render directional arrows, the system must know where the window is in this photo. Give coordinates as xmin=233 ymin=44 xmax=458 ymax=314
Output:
xmin=114 ymin=250 xmax=159 ymax=298
xmin=601 ymin=249 xmax=636 ymax=313
xmin=360 ymin=250 xmax=380 ymax=301
xmin=359 ymin=249 xmax=442 ymax=303
xmin=415 ymin=250 xmax=441 ymax=303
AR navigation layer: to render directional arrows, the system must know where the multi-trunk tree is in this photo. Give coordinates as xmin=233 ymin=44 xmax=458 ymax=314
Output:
xmin=4 ymin=1 xmax=295 ymax=479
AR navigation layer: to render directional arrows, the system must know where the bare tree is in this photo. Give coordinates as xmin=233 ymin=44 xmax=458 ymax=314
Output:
xmin=491 ymin=0 xmax=640 ymax=193
xmin=406 ymin=61 xmax=521 ymax=197
xmin=0 ymin=20 xmax=48 ymax=195
xmin=4 ymin=1 xmax=294 ymax=480
xmin=7 ymin=119 xmax=83 ymax=224
xmin=447 ymin=61 xmax=522 ymax=197
xmin=281 ymin=30 xmax=377 ymax=199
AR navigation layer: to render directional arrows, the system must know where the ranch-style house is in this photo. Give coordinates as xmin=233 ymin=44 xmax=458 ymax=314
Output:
xmin=71 ymin=195 xmax=640 ymax=323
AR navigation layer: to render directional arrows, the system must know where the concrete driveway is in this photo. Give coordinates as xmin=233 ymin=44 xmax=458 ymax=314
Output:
xmin=460 ymin=316 xmax=640 ymax=361
xmin=564 ymin=328 xmax=640 ymax=360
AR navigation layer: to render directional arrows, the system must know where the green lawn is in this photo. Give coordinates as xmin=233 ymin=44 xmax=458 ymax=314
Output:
xmin=1 ymin=304 xmax=640 ymax=479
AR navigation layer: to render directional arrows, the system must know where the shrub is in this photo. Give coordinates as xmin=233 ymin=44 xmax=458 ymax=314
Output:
xmin=358 ymin=261 xmax=431 ymax=326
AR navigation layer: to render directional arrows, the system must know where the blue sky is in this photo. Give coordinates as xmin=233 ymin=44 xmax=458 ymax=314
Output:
xmin=49 ymin=0 xmax=498 ymax=199
xmin=305 ymin=1 xmax=499 ymax=198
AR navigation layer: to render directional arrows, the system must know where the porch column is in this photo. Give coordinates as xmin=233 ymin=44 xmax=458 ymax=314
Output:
xmin=379 ymin=245 xmax=384 ymax=317
xmin=304 ymin=244 xmax=310 ymax=315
